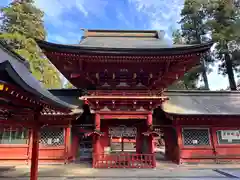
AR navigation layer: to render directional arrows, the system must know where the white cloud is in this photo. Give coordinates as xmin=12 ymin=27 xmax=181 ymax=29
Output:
xmin=76 ymin=0 xmax=108 ymax=18
xmin=117 ymin=12 xmax=132 ymax=27
xmin=34 ymin=0 xmax=108 ymax=19
xmin=129 ymin=0 xmax=184 ymax=31
xmin=34 ymin=0 xmax=65 ymax=18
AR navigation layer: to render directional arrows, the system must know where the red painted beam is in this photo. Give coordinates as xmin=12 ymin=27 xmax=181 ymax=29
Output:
xmin=102 ymin=114 xmax=148 ymax=119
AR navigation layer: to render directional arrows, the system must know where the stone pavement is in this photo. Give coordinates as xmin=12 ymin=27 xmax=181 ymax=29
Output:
xmin=0 ymin=163 xmax=240 ymax=179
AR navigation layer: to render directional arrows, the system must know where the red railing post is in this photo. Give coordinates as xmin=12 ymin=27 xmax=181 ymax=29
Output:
xmin=153 ymin=153 xmax=156 ymax=168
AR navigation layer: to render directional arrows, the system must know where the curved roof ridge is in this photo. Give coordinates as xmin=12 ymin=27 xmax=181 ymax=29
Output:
xmin=0 ymin=42 xmax=78 ymax=110
xmin=36 ymin=39 xmax=213 ymax=55
xmin=0 ymin=40 xmax=30 ymax=69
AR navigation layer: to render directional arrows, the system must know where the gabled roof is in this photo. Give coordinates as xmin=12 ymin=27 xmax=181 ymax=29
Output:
xmin=81 ymin=29 xmax=162 ymax=38
xmin=36 ymin=29 xmax=213 ymax=55
xmin=0 ymin=40 xmax=77 ymax=110
xmin=79 ymin=29 xmax=173 ymax=49
xmin=162 ymin=90 xmax=240 ymax=116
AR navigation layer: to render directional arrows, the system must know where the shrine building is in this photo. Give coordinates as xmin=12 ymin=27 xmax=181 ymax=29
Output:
xmin=1 ymin=29 xmax=240 ymax=173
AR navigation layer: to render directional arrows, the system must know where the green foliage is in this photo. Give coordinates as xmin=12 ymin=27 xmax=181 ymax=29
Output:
xmin=170 ymin=30 xmax=201 ymax=90
xmin=180 ymin=0 xmax=207 ymax=44
xmin=173 ymin=0 xmax=219 ymax=90
xmin=0 ymin=0 xmax=62 ymax=89
xmin=172 ymin=29 xmax=184 ymax=44
xmin=205 ymin=0 xmax=240 ymax=90
xmin=64 ymin=81 xmax=76 ymax=89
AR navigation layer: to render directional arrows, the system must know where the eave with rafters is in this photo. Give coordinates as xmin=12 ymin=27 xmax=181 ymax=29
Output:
xmin=80 ymin=94 xmax=169 ymax=112
xmin=37 ymin=38 xmax=213 ymax=91
xmin=0 ymin=40 xmax=80 ymax=123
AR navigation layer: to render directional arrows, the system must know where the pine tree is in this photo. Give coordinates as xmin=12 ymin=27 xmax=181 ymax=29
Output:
xmin=206 ymin=0 xmax=240 ymax=90
xmin=178 ymin=0 xmax=214 ymax=90
xmin=0 ymin=0 xmax=62 ymax=88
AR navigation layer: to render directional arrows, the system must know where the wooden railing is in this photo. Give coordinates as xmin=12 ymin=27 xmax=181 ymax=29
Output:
xmin=93 ymin=153 xmax=156 ymax=168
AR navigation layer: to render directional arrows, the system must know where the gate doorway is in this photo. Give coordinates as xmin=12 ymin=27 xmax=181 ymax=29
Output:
xmin=154 ymin=128 xmax=166 ymax=161
xmin=154 ymin=127 xmax=179 ymax=164
xmin=76 ymin=133 xmax=93 ymax=163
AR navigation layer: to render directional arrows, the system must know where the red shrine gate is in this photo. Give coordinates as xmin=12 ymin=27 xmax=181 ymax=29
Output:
xmin=79 ymin=92 xmax=168 ymax=168
xmin=37 ymin=29 xmax=213 ymax=168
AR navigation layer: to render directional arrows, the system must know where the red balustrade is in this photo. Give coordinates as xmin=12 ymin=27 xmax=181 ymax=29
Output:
xmin=93 ymin=153 xmax=156 ymax=168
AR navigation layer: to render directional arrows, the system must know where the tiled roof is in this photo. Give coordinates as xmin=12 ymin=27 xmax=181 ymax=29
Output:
xmin=79 ymin=29 xmax=191 ymax=49
xmin=0 ymin=40 xmax=77 ymax=110
xmin=80 ymin=36 xmax=179 ymax=49
xmin=162 ymin=90 xmax=240 ymax=115
xmin=36 ymin=29 xmax=213 ymax=55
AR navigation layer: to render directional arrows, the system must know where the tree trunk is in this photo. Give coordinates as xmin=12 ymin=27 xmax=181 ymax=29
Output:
xmin=194 ymin=20 xmax=210 ymax=90
xmin=201 ymin=58 xmax=210 ymax=90
xmin=225 ymin=53 xmax=237 ymax=90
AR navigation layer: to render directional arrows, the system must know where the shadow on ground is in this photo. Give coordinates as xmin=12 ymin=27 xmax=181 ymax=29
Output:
xmin=0 ymin=166 xmax=15 ymax=176
xmin=16 ymin=163 xmax=93 ymax=177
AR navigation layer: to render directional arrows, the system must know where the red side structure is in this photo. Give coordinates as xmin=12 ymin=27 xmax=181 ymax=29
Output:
xmin=162 ymin=91 xmax=240 ymax=164
xmin=0 ymin=41 xmax=78 ymax=180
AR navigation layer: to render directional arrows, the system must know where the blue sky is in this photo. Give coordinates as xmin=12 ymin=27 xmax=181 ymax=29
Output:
xmin=0 ymin=0 xmax=234 ymax=90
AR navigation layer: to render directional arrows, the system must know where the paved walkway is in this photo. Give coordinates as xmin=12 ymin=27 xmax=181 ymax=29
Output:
xmin=1 ymin=163 xmax=240 ymax=179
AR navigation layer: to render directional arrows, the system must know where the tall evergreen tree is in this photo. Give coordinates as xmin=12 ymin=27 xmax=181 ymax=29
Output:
xmin=205 ymin=0 xmax=240 ymax=90
xmin=169 ymin=30 xmax=200 ymax=90
xmin=179 ymin=0 xmax=213 ymax=90
xmin=0 ymin=0 xmax=62 ymax=88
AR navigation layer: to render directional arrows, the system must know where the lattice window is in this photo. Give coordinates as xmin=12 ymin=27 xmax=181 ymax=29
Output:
xmin=217 ymin=130 xmax=240 ymax=144
xmin=40 ymin=127 xmax=64 ymax=147
xmin=182 ymin=128 xmax=210 ymax=146
xmin=0 ymin=127 xmax=28 ymax=144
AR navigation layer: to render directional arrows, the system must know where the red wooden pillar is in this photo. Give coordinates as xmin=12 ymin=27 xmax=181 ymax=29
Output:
xmin=93 ymin=113 xmax=101 ymax=167
xmin=176 ymin=125 xmax=183 ymax=164
xmin=95 ymin=113 xmax=100 ymax=131
xmin=30 ymin=125 xmax=40 ymax=180
xmin=147 ymin=113 xmax=154 ymax=154
xmin=136 ymin=125 xmax=142 ymax=154
xmin=95 ymin=113 xmax=101 ymax=154
xmin=72 ymin=134 xmax=79 ymax=161
xmin=210 ymin=127 xmax=218 ymax=163
xmin=64 ymin=125 xmax=71 ymax=164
